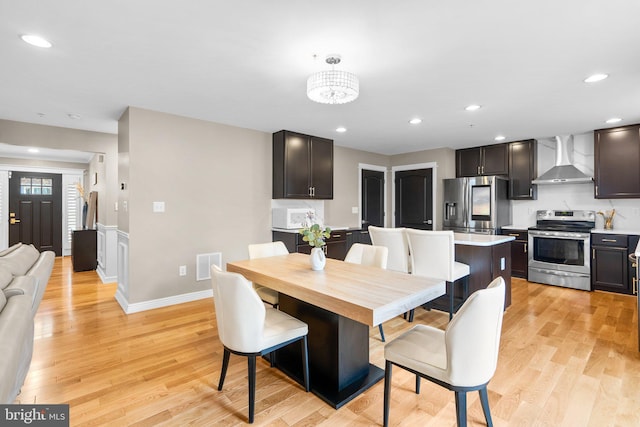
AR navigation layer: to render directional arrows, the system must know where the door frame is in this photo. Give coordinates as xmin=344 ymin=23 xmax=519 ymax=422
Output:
xmin=358 ymin=163 xmax=388 ymax=227
xmin=0 ymin=164 xmax=84 ymax=254
xmin=391 ymin=162 xmax=438 ymax=228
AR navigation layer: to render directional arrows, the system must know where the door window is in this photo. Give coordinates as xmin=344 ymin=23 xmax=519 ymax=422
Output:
xmin=20 ymin=177 xmax=53 ymax=195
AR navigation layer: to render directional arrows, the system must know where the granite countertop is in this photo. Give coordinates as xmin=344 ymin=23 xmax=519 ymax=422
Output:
xmin=453 ymin=233 xmax=515 ymax=246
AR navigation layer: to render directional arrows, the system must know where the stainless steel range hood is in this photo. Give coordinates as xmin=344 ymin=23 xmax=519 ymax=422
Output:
xmin=531 ymin=135 xmax=593 ymax=185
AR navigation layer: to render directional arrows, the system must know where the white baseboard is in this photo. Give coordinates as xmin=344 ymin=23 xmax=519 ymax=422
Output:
xmin=96 ymin=266 xmax=117 ymax=284
xmin=115 ymin=288 xmax=213 ymax=314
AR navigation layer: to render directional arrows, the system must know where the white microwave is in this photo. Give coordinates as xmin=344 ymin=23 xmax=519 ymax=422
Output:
xmin=272 ymin=208 xmax=314 ymax=229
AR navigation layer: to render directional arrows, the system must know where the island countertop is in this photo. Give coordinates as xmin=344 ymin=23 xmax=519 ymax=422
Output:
xmin=453 ymin=232 xmax=515 ymax=246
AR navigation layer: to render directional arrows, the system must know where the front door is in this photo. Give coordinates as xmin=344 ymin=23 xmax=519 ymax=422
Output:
xmin=394 ymin=168 xmax=433 ymax=230
xmin=361 ymin=169 xmax=385 ymax=228
xmin=8 ymin=171 xmax=63 ymax=255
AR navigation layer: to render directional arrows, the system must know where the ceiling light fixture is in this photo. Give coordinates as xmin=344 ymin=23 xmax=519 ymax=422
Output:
xmin=307 ymin=55 xmax=359 ymax=104
xmin=494 ymin=135 xmax=506 ymax=141
xmin=20 ymin=34 xmax=52 ymax=48
xmin=336 ymin=127 xmax=347 ymax=133
xmin=28 ymin=148 xmax=40 ymax=153
xmin=605 ymin=117 xmax=622 ymax=124
xmin=465 ymin=104 xmax=481 ymax=111
xmin=584 ymin=73 xmax=608 ymax=83
xmin=409 ymin=118 xmax=422 ymax=125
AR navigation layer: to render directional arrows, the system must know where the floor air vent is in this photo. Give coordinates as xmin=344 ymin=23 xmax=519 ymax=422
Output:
xmin=196 ymin=252 xmax=222 ymax=281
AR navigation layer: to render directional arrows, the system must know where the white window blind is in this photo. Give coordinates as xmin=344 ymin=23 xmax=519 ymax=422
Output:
xmin=65 ymin=182 xmax=79 ymax=247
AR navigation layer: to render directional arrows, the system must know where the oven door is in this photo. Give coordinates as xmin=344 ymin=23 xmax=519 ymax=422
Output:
xmin=528 ymin=230 xmax=591 ymax=274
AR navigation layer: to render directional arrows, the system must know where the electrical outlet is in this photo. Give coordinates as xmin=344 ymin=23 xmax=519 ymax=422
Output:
xmin=179 ymin=265 xmax=187 ymax=276
xmin=352 ymin=206 xmax=358 ymax=214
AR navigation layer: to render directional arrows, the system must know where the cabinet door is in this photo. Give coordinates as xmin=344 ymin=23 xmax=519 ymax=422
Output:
xmin=594 ymin=125 xmax=640 ymax=198
xmin=482 ymin=143 xmax=509 ymax=176
xmin=310 ymin=136 xmax=333 ymax=199
xmin=456 ymin=148 xmax=482 ymax=177
xmin=284 ymin=133 xmax=313 ymax=198
xmin=592 ymin=246 xmax=630 ymax=294
xmin=508 ymin=140 xmax=537 ymax=200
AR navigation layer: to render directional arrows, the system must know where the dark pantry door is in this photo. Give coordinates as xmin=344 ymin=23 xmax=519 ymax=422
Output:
xmin=394 ymin=168 xmax=433 ymax=230
xmin=361 ymin=169 xmax=385 ymax=228
xmin=8 ymin=171 xmax=63 ymax=255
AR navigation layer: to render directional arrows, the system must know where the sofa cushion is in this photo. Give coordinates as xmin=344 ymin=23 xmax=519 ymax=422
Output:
xmin=0 ymin=267 xmax=12 ymax=291
xmin=0 ymin=244 xmax=40 ymax=276
xmin=6 ymin=276 xmax=37 ymax=307
xmin=0 ymin=243 xmax=22 ymax=257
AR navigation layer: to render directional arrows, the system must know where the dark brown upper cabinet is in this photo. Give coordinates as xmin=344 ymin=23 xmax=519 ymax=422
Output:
xmin=508 ymin=139 xmax=537 ymax=200
xmin=594 ymin=124 xmax=640 ymax=199
xmin=456 ymin=143 xmax=508 ymax=177
xmin=273 ymin=130 xmax=333 ymax=199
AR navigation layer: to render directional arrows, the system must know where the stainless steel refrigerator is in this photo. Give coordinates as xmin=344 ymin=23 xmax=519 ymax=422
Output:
xmin=443 ymin=176 xmax=511 ymax=234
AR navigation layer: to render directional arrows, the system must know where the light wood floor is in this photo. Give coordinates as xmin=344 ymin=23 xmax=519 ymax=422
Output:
xmin=16 ymin=257 xmax=640 ymax=426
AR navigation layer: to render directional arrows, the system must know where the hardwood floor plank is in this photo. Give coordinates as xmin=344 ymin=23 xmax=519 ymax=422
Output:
xmin=14 ymin=261 xmax=640 ymax=426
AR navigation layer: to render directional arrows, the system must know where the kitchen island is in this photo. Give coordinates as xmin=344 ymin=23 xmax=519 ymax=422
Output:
xmin=448 ymin=233 xmax=514 ymax=309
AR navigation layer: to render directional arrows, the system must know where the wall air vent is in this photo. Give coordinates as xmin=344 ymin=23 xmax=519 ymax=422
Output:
xmin=196 ymin=252 xmax=222 ymax=281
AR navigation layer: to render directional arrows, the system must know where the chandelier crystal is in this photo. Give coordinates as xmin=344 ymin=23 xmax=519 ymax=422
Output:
xmin=307 ymin=56 xmax=359 ymax=105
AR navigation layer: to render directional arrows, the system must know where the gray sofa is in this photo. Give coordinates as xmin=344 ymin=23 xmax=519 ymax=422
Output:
xmin=0 ymin=243 xmax=55 ymax=403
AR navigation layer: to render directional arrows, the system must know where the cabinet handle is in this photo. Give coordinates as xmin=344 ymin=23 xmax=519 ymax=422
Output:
xmin=592 ymin=248 xmax=595 ymax=259
xmin=361 ymin=231 xmax=369 ymax=234
xmin=529 ymin=187 xmax=533 ymax=197
xmin=595 ymin=185 xmax=598 ymax=197
xmin=508 ymin=233 xmax=520 ymax=237
xmin=312 ymin=187 xmax=315 ymax=197
xmin=524 ymin=243 xmax=527 ymax=253
xmin=482 ymin=165 xmax=484 ymax=174
xmin=633 ymin=277 xmax=637 ymax=295
xmin=477 ymin=166 xmax=480 ymax=175
xmin=601 ymin=239 xmax=618 ymax=243
xmin=333 ymin=234 xmax=341 ymax=238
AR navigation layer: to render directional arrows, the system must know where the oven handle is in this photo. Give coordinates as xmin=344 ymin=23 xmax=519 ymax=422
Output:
xmin=529 ymin=231 xmax=591 ymax=240
xmin=529 ymin=267 xmax=590 ymax=278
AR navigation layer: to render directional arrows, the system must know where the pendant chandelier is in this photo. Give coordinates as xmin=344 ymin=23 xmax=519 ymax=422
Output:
xmin=307 ymin=55 xmax=359 ymax=105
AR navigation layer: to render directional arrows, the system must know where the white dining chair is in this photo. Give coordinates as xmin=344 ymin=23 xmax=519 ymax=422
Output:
xmin=405 ymin=229 xmax=470 ymax=320
xmin=211 ymin=265 xmax=310 ymax=424
xmin=383 ymin=277 xmax=506 ymax=427
xmin=344 ymin=243 xmax=389 ymax=341
xmin=368 ymin=226 xmax=415 ymax=321
xmin=247 ymin=241 xmax=289 ymax=308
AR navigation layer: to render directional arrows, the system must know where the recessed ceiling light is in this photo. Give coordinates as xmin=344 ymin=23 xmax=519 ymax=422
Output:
xmin=584 ymin=73 xmax=608 ymax=83
xmin=28 ymin=148 xmax=40 ymax=153
xmin=409 ymin=118 xmax=422 ymax=125
xmin=20 ymin=34 xmax=52 ymax=48
xmin=465 ymin=104 xmax=481 ymax=111
xmin=605 ymin=117 xmax=622 ymax=124
xmin=494 ymin=135 xmax=506 ymax=141
xmin=336 ymin=127 xmax=347 ymax=133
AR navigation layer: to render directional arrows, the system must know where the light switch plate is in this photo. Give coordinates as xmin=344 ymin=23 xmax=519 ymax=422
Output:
xmin=153 ymin=201 xmax=165 ymax=213
xmin=352 ymin=207 xmax=358 ymax=214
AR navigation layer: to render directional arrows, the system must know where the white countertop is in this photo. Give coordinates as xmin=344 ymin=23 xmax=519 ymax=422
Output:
xmin=501 ymin=224 xmax=533 ymax=231
xmin=591 ymin=228 xmax=640 ymax=235
xmin=453 ymin=233 xmax=515 ymax=246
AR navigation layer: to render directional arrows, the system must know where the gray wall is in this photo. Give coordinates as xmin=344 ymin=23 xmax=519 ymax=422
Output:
xmin=0 ymin=119 xmax=118 ymax=226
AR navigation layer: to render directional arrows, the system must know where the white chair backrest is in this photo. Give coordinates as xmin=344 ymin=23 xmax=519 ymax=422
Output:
xmin=211 ymin=265 xmax=266 ymax=353
xmin=248 ymin=241 xmax=289 ymax=259
xmin=344 ymin=243 xmax=388 ymax=269
xmin=368 ymin=226 xmax=410 ymax=273
xmin=445 ymin=277 xmax=505 ymax=387
xmin=405 ymin=229 xmax=455 ymax=281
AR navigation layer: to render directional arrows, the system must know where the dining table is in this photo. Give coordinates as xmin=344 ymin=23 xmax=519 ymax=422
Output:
xmin=226 ymin=252 xmax=446 ymax=408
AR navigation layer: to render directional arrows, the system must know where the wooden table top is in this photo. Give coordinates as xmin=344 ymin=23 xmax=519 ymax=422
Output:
xmin=226 ymin=253 xmax=445 ymax=326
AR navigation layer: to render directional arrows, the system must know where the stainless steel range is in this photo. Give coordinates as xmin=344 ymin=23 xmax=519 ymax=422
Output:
xmin=528 ymin=210 xmax=595 ymax=291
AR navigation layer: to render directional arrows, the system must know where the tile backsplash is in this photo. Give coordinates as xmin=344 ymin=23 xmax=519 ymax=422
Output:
xmin=511 ymin=131 xmax=640 ymax=231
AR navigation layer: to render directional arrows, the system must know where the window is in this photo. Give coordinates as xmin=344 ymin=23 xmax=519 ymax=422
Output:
xmin=20 ymin=177 xmax=53 ymax=195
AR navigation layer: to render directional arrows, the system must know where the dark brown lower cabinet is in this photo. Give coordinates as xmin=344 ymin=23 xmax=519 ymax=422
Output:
xmin=591 ymin=233 xmax=631 ymax=294
xmin=72 ymin=229 xmax=97 ymax=272
xmin=499 ymin=229 xmax=528 ymax=279
xmin=272 ymin=230 xmax=348 ymax=260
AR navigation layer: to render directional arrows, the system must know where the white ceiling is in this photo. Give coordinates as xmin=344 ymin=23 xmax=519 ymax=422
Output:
xmin=1 ymin=1 xmax=639 ymax=156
